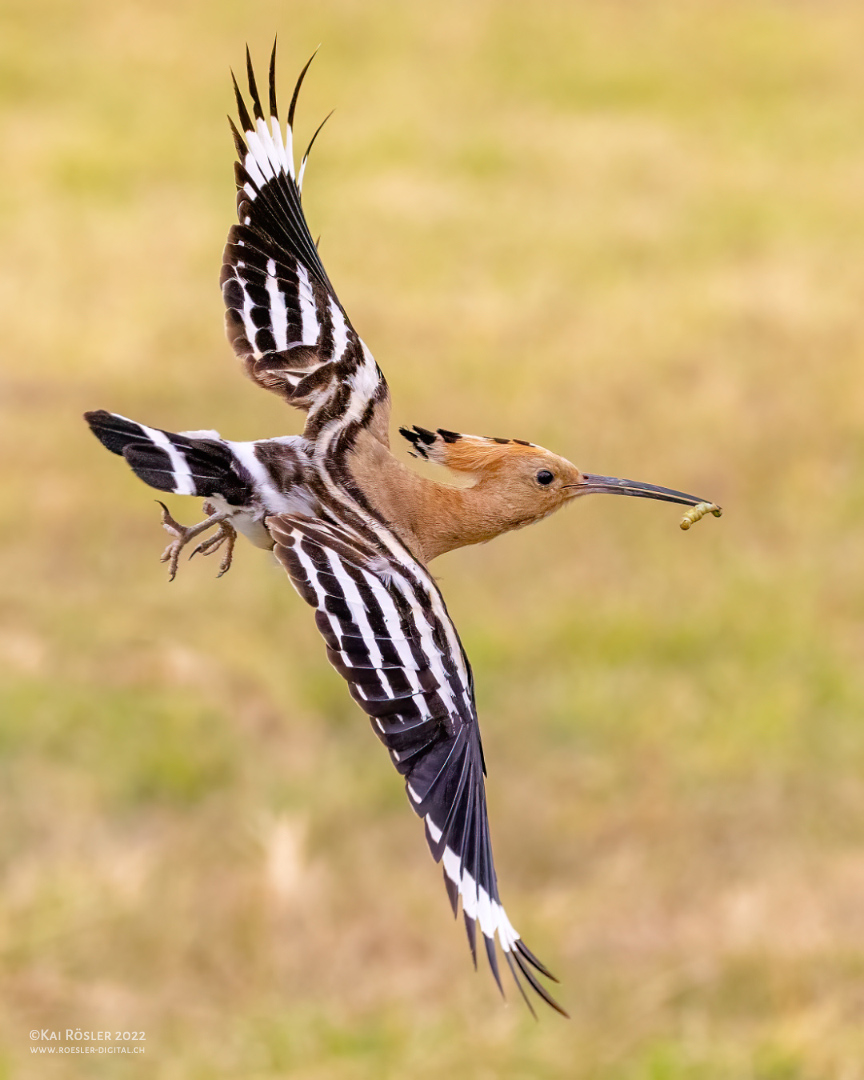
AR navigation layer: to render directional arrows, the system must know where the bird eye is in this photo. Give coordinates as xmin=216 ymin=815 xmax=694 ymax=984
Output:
xmin=536 ymin=469 xmax=554 ymax=486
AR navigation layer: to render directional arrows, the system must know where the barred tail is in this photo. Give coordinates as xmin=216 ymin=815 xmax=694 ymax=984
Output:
xmin=84 ymin=410 xmax=254 ymax=505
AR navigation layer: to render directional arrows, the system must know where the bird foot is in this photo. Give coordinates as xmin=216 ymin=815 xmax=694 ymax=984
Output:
xmin=157 ymin=500 xmax=237 ymax=581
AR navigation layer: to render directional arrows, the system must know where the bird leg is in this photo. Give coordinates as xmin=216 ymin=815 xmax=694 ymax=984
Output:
xmin=157 ymin=500 xmax=237 ymax=581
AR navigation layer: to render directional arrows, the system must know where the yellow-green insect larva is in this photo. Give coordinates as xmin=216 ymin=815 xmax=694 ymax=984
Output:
xmin=680 ymin=502 xmax=722 ymax=530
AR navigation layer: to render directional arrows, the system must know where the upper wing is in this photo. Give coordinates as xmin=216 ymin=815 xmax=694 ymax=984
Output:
xmin=270 ymin=513 xmax=566 ymax=1016
xmin=221 ymin=45 xmax=390 ymax=443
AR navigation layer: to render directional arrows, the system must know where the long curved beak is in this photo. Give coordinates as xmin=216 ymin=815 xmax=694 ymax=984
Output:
xmin=575 ymin=474 xmax=714 ymax=508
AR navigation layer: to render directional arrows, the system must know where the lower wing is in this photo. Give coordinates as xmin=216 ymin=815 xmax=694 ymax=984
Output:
xmin=269 ymin=512 xmax=566 ymax=1016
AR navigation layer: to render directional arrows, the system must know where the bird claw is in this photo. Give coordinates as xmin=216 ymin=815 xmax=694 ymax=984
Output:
xmin=188 ymin=522 xmax=236 ymax=578
xmin=157 ymin=500 xmax=237 ymax=581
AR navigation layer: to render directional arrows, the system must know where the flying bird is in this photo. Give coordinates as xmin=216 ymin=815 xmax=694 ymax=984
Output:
xmin=85 ymin=44 xmax=720 ymax=1017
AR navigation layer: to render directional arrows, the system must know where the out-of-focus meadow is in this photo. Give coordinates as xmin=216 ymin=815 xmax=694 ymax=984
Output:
xmin=3 ymin=0 xmax=864 ymax=1075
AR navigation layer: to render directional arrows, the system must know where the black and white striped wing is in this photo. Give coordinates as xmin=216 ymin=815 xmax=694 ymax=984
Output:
xmin=221 ymin=46 xmax=389 ymax=442
xmin=270 ymin=514 xmax=565 ymax=1016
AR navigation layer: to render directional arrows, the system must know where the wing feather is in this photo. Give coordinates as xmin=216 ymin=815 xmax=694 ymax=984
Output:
xmin=221 ymin=44 xmax=389 ymax=442
xmin=270 ymin=513 xmax=565 ymax=1015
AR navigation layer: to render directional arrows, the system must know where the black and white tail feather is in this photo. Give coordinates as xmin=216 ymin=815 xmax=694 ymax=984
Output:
xmin=84 ymin=44 xmax=566 ymax=1018
xmin=84 ymin=410 xmax=255 ymax=505
xmin=83 ymin=410 xmax=317 ymax=545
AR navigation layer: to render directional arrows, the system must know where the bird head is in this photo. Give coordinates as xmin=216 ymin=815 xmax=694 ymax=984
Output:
xmin=399 ymin=425 xmax=716 ymax=536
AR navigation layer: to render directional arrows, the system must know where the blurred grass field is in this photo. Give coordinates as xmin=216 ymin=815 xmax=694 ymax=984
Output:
xmin=3 ymin=0 xmax=864 ymax=1075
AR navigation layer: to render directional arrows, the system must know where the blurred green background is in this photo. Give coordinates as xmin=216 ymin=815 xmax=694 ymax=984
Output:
xmin=3 ymin=0 xmax=864 ymax=1076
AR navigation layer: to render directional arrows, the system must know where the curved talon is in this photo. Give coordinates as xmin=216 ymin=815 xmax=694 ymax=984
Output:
xmin=189 ymin=531 xmax=226 ymax=559
xmin=188 ymin=521 xmax=237 ymax=577
xmin=156 ymin=500 xmax=236 ymax=581
xmin=216 ymin=529 xmax=236 ymax=577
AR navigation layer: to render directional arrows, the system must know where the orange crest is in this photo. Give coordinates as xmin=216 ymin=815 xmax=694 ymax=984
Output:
xmin=399 ymin=426 xmax=539 ymax=474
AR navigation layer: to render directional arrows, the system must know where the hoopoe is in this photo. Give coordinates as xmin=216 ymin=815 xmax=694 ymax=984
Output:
xmin=85 ymin=45 xmax=720 ymax=1017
